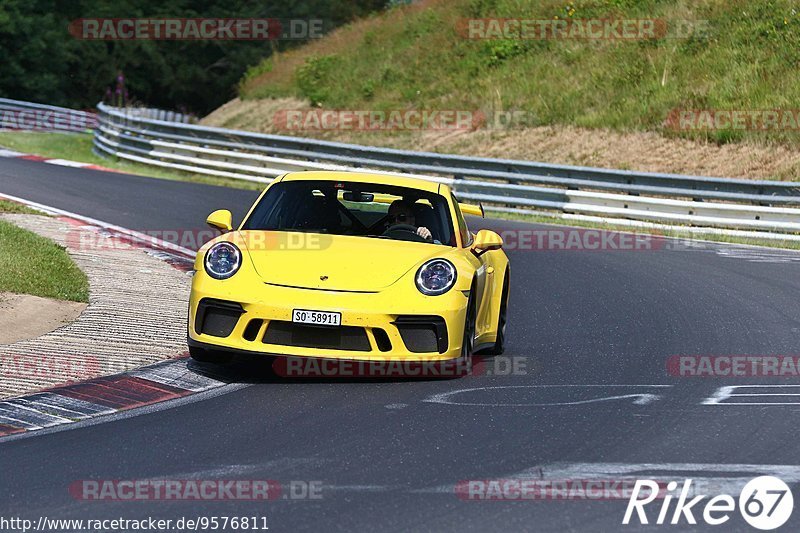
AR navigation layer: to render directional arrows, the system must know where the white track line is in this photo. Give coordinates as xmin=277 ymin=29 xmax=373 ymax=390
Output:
xmin=44 ymin=158 xmax=93 ymax=168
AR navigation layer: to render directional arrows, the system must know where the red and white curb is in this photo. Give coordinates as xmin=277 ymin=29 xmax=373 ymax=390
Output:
xmin=0 ymin=147 xmax=123 ymax=174
xmin=0 ymin=193 xmax=212 ymax=437
xmin=0 ymin=357 xmax=228 ymax=438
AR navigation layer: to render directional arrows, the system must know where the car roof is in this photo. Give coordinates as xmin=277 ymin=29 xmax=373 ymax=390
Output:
xmin=279 ymin=171 xmax=446 ymax=195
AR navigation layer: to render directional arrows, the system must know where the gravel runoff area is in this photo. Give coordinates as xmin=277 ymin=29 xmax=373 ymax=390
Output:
xmin=0 ymin=214 xmax=190 ymax=398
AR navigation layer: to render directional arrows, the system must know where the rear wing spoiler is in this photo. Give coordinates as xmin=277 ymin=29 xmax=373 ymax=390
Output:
xmin=450 ymin=193 xmax=484 ymax=218
xmin=459 ymin=203 xmax=485 ymax=218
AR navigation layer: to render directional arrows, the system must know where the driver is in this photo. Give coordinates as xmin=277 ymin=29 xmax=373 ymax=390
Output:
xmin=386 ymin=199 xmax=432 ymax=240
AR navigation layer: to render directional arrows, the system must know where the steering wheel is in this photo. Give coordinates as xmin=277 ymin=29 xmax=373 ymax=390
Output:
xmin=381 ymin=223 xmax=428 ymax=243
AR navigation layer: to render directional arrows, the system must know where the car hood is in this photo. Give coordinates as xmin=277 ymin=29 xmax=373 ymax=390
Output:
xmin=239 ymin=231 xmax=448 ymax=292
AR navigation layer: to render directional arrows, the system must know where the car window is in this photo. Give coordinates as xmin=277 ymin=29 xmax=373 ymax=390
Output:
xmin=242 ymin=180 xmax=455 ymax=246
xmin=451 ymin=194 xmax=472 ymax=247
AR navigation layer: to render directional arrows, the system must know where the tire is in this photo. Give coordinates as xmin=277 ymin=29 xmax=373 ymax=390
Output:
xmin=189 ymin=345 xmax=233 ymax=364
xmin=459 ymin=289 xmax=477 ymax=374
xmin=486 ymin=271 xmax=509 ymax=356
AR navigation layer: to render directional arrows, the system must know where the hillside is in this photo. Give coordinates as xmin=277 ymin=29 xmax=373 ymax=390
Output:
xmin=202 ymin=0 xmax=800 ymax=179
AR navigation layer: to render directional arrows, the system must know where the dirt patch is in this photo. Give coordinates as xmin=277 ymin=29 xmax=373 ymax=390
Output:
xmin=202 ymin=97 xmax=307 ymax=132
xmin=0 ymin=292 xmax=86 ymax=344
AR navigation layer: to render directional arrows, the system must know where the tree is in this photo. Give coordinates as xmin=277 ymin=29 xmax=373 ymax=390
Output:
xmin=0 ymin=0 xmax=387 ymax=113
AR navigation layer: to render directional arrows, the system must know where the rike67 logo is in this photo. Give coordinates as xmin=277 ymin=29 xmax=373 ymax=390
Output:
xmin=623 ymin=476 xmax=793 ymax=530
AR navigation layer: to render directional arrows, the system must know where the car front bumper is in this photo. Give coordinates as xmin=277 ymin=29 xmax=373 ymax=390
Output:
xmin=188 ymin=275 xmax=470 ymax=362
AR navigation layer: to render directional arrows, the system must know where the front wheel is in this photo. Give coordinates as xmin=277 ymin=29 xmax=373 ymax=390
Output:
xmin=486 ymin=271 xmax=509 ymax=356
xmin=457 ymin=290 xmax=477 ymax=375
xmin=189 ymin=345 xmax=232 ymax=364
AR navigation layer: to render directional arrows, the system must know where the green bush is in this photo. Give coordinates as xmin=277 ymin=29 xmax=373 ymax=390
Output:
xmin=296 ymin=55 xmax=342 ymax=105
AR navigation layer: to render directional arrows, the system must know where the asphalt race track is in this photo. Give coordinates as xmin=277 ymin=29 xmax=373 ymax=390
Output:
xmin=2 ymin=157 xmax=800 ymax=532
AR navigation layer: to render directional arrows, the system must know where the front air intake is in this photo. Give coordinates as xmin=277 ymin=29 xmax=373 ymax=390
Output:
xmin=263 ymin=321 xmax=371 ymax=351
xmin=195 ymin=299 xmax=244 ymax=338
xmin=392 ymin=316 xmax=448 ymax=353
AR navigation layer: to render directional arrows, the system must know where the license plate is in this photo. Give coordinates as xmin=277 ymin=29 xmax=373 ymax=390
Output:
xmin=292 ymin=309 xmax=341 ymax=326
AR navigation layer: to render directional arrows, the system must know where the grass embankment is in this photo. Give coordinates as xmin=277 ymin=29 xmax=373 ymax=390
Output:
xmin=0 ymin=200 xmax=40 ymax=215
xmin=0 ymin=132 xmax=263 ymax=191
xmin=0 ymin=201 xmax=89 ymax=302
xmin=240 ymin=0 xmax=800 ymax=145
xmin=199 ymin=0 xmax=800 ymax=180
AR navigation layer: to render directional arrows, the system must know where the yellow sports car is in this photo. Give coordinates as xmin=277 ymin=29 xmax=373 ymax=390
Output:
xmin=187 ymin=171 xmax=509 ymax=374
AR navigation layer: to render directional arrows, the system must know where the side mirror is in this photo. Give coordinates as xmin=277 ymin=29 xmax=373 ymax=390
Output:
xmin=206 ymin=209 xmax=233 ymax=233
xmin=471 ymin=229 xmax=503 ymax=256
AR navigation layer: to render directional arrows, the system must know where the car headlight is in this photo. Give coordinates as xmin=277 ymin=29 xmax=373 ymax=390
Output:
xmin=204 ymin=242 xmax=241 ymax=280
xmin=415 ymin=259 xmax=457 ymax=295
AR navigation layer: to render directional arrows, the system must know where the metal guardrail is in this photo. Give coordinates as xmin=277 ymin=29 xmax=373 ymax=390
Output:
xmin=0 ymin=98 xmax=97 ymax=132
xmin=119 ymin=107 xmax=193 ymax=124
xmin=92 ymin=102 xmax=800 ymax=235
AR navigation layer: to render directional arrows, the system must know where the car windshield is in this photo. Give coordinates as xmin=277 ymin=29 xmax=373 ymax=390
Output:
xmin=242 ymin=180 xmax=456 ymax=246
